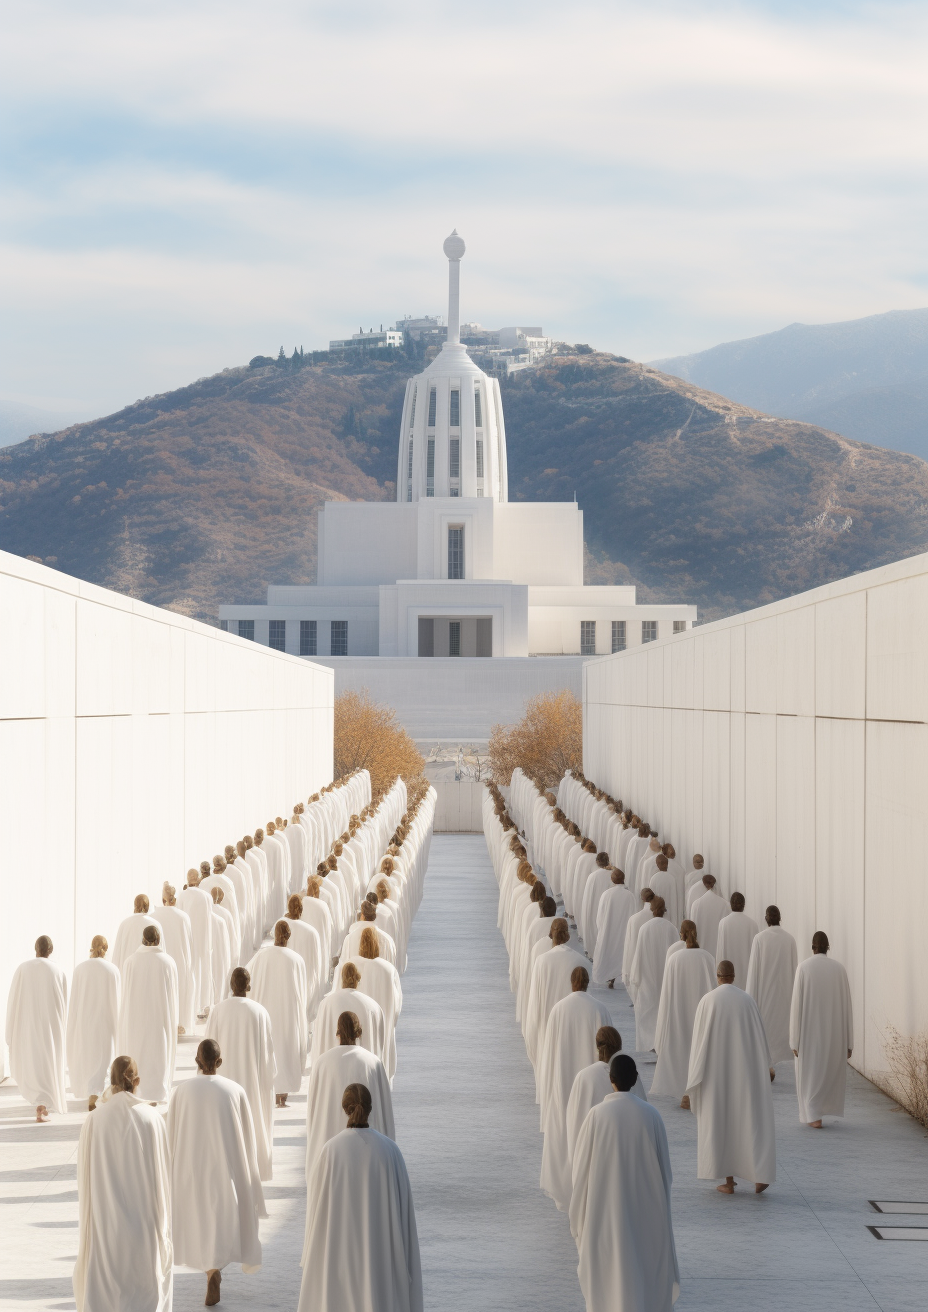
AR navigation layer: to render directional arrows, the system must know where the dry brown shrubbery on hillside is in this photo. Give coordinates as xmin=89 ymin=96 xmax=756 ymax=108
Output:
xmin=488 ymin=690 xmax=582 ymax=789
xmin=877 ymin=1027 xmax=928 ymax=1129
xmin=334 ymin=690 xmax=424 ymax=799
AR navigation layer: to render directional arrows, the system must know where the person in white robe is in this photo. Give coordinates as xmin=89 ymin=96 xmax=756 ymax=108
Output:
xmin=538 ymin=966 xmax=612 ymax=1210
xmin=715 ymin=893 xmax=758 ymax=986
xmin=201 ymin=857 xmax=243 ymax=962
xmin=342 ymin=914 xmax=397 ymax=968
xmin=633 ymin=835 xmax=664 ymax=895
xmin=683 ymin=853 xmax=706 ymax=901
xmin=301 ymin=876 xmax=334 ymax=973
xmin=111 ymin=894 xmax=160 ymax=975
xmin=266 ymin=821 xmax=292 ymax=924
xmin=578 ymin=853 xmax=615 ymax=954
xmin=651 ymin=922 xmax=716 ymax=1104
xmin=686 ymin=867 xmax=722 ymax=919
xmin=248 ymin=921 xmax=307 ymax=1107
xmin=299 ymin=1083 xmax=423 ymax=1312
xmin=346 ymin=926 xmax=403 ymax=1082
xmin=167 ymin=1038 xmax=266 ymax=1306
xmin=686 ymin=961 xmax=776 ymax=1193
xmin=628 ymin=897 xmax=678 ymax=1052
xmin=284 ymin=894 xmax=323 ymax=1019
xmin=313 ymin=963 xmax=386 ymax=1065
xmin=68 ymin=935 xmax=120 ymax=1109
xmin=592 ymin=871 xmax=636 ymax=987
xmin=73 ymin=1056 xmax=172 ymax=1312
xmin=118 ymin=924 xmax=179 ymax=1102
xmin=230 ymin=842 xmax=258 ymax=959
xmin=178 ymin=869 xmax=213 ymax=1018
xmin=691 ymin=876 xmax=728 ymax=957
xmin=206 ymin=966 xmax=277 ymax=1181
xmin=621 ymin=888 xmax=655 ymax=996
xmin=209 ymin=888 xmax=234 ymax=1006
xmin=789 ymin=930 xmax=854 ymax=1127
xmin=151 ymin=882 xmax=195 ymax=1033
xmin=745 ymin=905 xmax=798 ymax=1069
xmin=5 ymin=935 xmax=68 ymax=1121
xmin=516 ymin=897 xmax=558 ymax=1020
xmin=305 ymin=1010 xmax=395 ymax=1182
xmin=569 ymin=1053 xmax=679 ymax=1312
xmin=565 ymin=1027 xmax=647 ymax=1167
xmin=649 ymin=854 xmax=683 ymax=929
xmin=524 ymin=920 xmax=588 ymax=1068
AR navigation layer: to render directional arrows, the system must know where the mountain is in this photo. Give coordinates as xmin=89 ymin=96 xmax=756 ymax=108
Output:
xmin=3 ymin=351 xmax=928 ymax=624
xmin=0 ymin=399 xmax=94 ymax=449
xmin=651 ymin=308 xmax=928 ymax=461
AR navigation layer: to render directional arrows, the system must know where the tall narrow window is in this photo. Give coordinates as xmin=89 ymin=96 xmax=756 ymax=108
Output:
xmin=330 ymin=620 xmax=348 ymax=656
xmin=269 ymin=619 xmax=286 ymax=651
xmin=238 ymin=619 xmax=255 ymax=641
xmin=448 ymin=526 xmax=464 ymax=579
xmin=673 ymin=620 xmax=687 ymax=634
xmin=426 ymin=438 xmax=435 ymax=496
xmin=450 ymin=389 xmax=460 ymax=427
xmin=409 ymin=386 xmax=417 ymax=427
xmin=449 ymin=438 xmax=460 ymax=479
xmin=611 ymin=620 xmax=626 ymax=653
xmin=418 ymin=618 xmax=434 ymax=657
xmin=580 ymin=621 xmax=596 ymax=656
xmin=300 ymin=620 xmax=317 ymax=656
xmin=449 ymin=620 xmax=461 ymax=656
xmin=220 ymin=619 xmax=228 ymax=632
xmin=642 ymin=620 xmax=658 ymax=644
xmin=476 ymin=617 xmax=492 ymax=657
xmin=476 ymin=439 xmax=484 ymax=478
xmin=474 ymin=387 xmax=483 ymax=427
xmin=427 ymin=388 xmax=437 ymax=427
xmin=407 ymin=439 xmax=414 ymax=479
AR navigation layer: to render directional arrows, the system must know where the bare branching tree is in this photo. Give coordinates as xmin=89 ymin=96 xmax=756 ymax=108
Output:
xmin=334 ymin=689 xmax=425 ymax=799
xmin=488 ymin=689 xmax=582 ymax=789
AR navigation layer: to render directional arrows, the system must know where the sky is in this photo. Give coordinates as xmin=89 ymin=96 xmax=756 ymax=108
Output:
xmin=1 ymin=0 xmax=926 ymax=421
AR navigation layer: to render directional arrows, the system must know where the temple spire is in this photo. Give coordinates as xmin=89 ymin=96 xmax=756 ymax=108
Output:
xmin=443 ymin=230 xmax=465 ymax=345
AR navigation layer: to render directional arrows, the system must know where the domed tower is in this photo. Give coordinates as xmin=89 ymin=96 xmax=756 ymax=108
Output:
xmin=395 ymin=232 xmax=509 ymax=503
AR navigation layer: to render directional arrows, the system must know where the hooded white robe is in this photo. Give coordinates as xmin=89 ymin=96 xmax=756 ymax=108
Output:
xmin=210 ymin=905 xmax=234 ymax=1005
xmin=579 ymin=864 xmax=614 ymax=953
xmin=628 ymin=917 xmax=679 ymax=1052
xmin=285 ymin=823 xmax=307 ymax=894
xmin=592 ymin=884 xmax=636 ymax=985
xmin=267 ymin=831 xmax=291 ymax=924
xmin=524 ymin=943 xmax=589 ymax=1068
xmin=205 ymin=996 xmax=277 ymax=1181
xmin=5 ymin=956 xmax=68 ymax=1112
xmin=342 ymin=921 xmax=397 ymax=968
xmin=285 ymin=918 xmax=323 ymax=1018
xmin=118 ymin=944 xmax=179 ymax=1102
xmin=686 ymin=984 xmax=776 ymax=1183
xmin=111 ymin=912 xmax=160 ymax=976
xmin=649 ymin=869 xmax=683 ymax=929
xmin=177 ymin=884 xmax=213 ymax=1015
xmin=745 ymin=925 xmax=798 ymax=1064
xmin=299 ymin=1128 xmax=423 ymax=1312
xmin=345 ymin=956 xmax=403 ymax=1082
xmin=569 ymin=1092 xmax=680 ymax=1312
xmin=167 ymin=1073 xmax=266 ymax=1273
xmin=300 ymin=894 xmax=334 ymax=969
xmin=312 ymin=987 xmax=386 ymax=1065
xmin=716 ymin=909 xmax=759 ymax=987
xmin=247 ymin=946 xmax=307 ymax=1094
xmin=200 ymin=874 xmax=242 ymax=960
xmin=305 ymin=1044 xmax=395 ymax=1181
xmin=67 ymin=958 xmax=120 ymax=1100
xmin=565 ymin=1060 xmax=647 ymax=1166
xmin=686 ymin=878 xmax=722 ymax=920
xmin=651 ymin=947 xmax=716 ymax=1097
xmin=73 ymin=1090 xmax=172 ymax=1312
xmin=789 ymin=953 xmax=854 ymax=1123
xmin=691 ymin=889 xmax=728 ymax=959
xmin=621 ymin=904 xmax=653 ymax=997
xmin=151 ymin=905 xmax=195 ymax=1031
xmin=538 ymin=990 xmax=612 ymax=1210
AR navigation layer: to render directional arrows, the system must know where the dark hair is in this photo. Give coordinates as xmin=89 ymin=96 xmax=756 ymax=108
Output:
xmin=342 ymin=1082 xmax=372 ymax=1128
xmin=730 ymin=892 xmax=745 ymax=912
xmin=530 ymin=881 xmax=546 ymax=904
xmin=609 ymin=1053 xmax=638 ymax=1092
xmin=550 ymin=918 xmax=570 ymax=945
xmin=596 ymin=1025 xmax=622 ymax=1061
xmin=110 ymin=1055 xmax=138 ymax=1092
xmin=812 ymin=930 xmax=830 ymax=954
xmin=541 ymin=896 xmax=557 ymax=917
xmin=230 ymin=967 xmax=250 ymax=995
xmin=650 ymin=896 xmax=666 ymax=917
xmin=336 ymin=1011 xmax=362 ymax=1045
xmin=571 ymin=965 xmax=589 ymax=991
xmin=766 ymin=904 xmax=781 ymax=926
xmin=287 ymin=894 xmax=303 ymax=918
xmin=35 ymin=935 xmax=53 ymax=957
xmin=196 ymin=1038 xmax=221 ymax=1072
xmin=274 ymin=920 xmax=291 ymax=946
xmin=141 ymin=925 xmax=161 ymax=946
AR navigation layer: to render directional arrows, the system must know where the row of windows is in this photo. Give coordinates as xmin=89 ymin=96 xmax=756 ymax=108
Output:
xmin=409 ymin=436 xmax=484 ymax=499
xmin=580 ymin=618 xmax=687 ymax=655
xmin=221 ymin=618 xmax=346 ymax=656
xmin=412 ymin=384 xmax=484 ymax=433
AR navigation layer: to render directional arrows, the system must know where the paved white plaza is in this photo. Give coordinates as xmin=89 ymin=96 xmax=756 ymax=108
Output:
xmin=1 ymin=834 xmax=926 ymax=1309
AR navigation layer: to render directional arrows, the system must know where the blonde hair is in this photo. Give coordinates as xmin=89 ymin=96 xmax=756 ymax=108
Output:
xmin=90 ymin=935 xmax=108 ymax=958
xmin=341 ymin=962 xmax=361 ymax=989
xmin=133 ymin=894 xmax=149 ymax=913
xmin=162 ymin=881 xmax=176 ymax=904
xmin=110 ymin=1055 xmax=138 ymax=1092
xmin=306 ymin=876 xmax=321 ymax=898
xmin=359 ymin=927 xmax=380 ymax=960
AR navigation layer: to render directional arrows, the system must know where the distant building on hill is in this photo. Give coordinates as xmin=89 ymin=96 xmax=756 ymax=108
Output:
xmin=329 ymin=327 xmax=405 ymax=353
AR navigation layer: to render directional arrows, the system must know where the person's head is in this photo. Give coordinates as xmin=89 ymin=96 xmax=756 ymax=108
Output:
xmin=110 ymin=1055 xmax=140 ymax=1094
xmin=211 ymin=886 xmax=224 ymax=904
xmin=196 ymin=1038 xmax=221 ymax=1075
xmin=649 ymin=835 xmax=661 ymax=852
xmin=692 ymin=854 xmax=704 ymax=871
xmin=812 ymin=930 xmax=830 ymax=955
xmin=530 ymin=880 xmax=546 ymax=905
xmin=360 ymin=902 xmax=377 ymax=922
xmin=596 ymin=1026 xmax=622 ymax=1062
xmin=730 ymin=892 xmax=745 ymax=912
xmin=274 ymin=920 xmax=291 ymax=947
xmin=133 ymin=894 xmax=149 ymax=914
xmin=611 ymin=868 xmax=625 ymax=885
xmin=186 ymin=866 xmax=200 ymax=887
xmin=609 ymin=1053 xmax=638 ymax=1093
xmin=236 ymin=840 xmax=246 ymax=858
xmin=254 ymin=828 xmax=264 ymax=845
xmin=765 ymin=905 xmax=781 ymax=926
xmin=550 ymin=917 xmax=570 ymax=946
xmin=200 ymin=860 xmax=212 ymax=878
xmin=35 ymin=935 xmax=53 ymax=958
xmin=90 ymin=934 xmax=108 ymax=959
xmin=230 ymin=967 xmax=250 ymax=997
xmin=342 ymin=1082 xmax=372 ymax=1129
xmin=663 ymin=843 xmax=676 ymax=860
xmin=341 ymin=962 xmax=361 ymax=989
xmin=640 ymin=887 xmax=654 ymax=906
xmin=650 ymin=895 xmax=666 ymax=918
xmin=162 ymin=881 xmax=176 ymax=906
xmin=655 ymin=853 xmax=668 ymax=871
xmin=267 ymin=820 xmax=276 ymax=834
xmin=212 ymin=855 xmax=227 ymax=873
xmin=717 ymin=959 xmax=735 ymax=984
xmin=142 ymin=925 xmax=161 ymax=946
xmin=380 ymin=856 xmax=395 ymax=876
xmin=336 ymin=1011 xmax=361 ymax=1046
xmin=596 ymin=851 xmax=609 ymax=868
xmin=287 ymin=894 xmax=303 ymax=920
xmin=517 ymin=860 xmax=533 ymax=883
xmin=376 ymin=879 xmax=391 ymax=903
xmin=681 ymin=919 xmax=699 ymax=948
xmin=359 ymin=927 xmax=380 ymax=960
xmin=702 ymin=873 xmax=716 ymax=890
xmin=244 ymin=834 xmax=254 ymax=850
xmin=541 ymin=895 xmax=557 ymax=918
xmin=306 ymin=876 xmax=321 ymax=898
xmin=571 ymin=965 xmax=589 ymax=992
xmin=582 ymin=839 xmax=597 ymax=854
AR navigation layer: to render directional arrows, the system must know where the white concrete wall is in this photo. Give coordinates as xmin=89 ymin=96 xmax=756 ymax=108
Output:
xmin=432 ymin=780 xmax=486 ymax=832
xmin=1 ymin=551 xmax=334 ymax=1072
xmin=582 ymin=550 xmax=928 ymax=1082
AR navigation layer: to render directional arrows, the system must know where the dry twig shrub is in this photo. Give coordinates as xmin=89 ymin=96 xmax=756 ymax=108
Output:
xmin=334 ymin=689 xmax=425 ymax=799
xmin=488 ymin=689 xmax=582 ymax=790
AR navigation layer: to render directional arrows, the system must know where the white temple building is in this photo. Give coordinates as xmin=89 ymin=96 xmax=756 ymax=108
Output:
xmin=219 ymin=233 xmax=696 ymax=663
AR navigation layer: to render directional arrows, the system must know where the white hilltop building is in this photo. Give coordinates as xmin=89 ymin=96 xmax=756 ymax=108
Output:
xmin=220 ymin=233 xmax=695 ymax=759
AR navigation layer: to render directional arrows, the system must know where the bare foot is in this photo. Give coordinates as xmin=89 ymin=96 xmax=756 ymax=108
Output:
xmin=680 ymin=1095 xmax=690 ymax=1110
xmin=205 ymin=1268 xmax=221 ymax=1305
xmin=808 ymin=1119 xmax=823 ymax=1128
xmin=717 ymin=1177 xmax=735 ymax=1194
xmin=35 ymin=1105 xmax=49 ymax=1123
xmin=755 ymin=1183 xmax=770 ymax=1194
xmin=769 ymin=1068 xmax=775 ymax=1082
xmin=88 ymin=1095 xmax=98 ymax=1112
